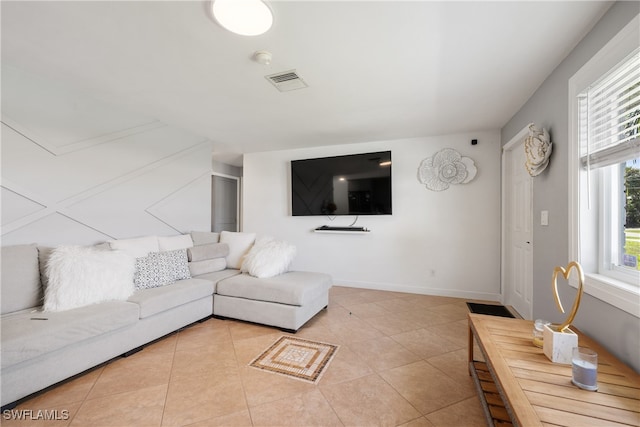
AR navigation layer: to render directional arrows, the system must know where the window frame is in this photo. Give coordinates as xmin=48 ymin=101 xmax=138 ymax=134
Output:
xmin=568 ymin=14 xmax=640 ymax=318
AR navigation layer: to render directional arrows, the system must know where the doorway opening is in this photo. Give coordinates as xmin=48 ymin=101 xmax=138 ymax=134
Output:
xmin=211 ymin=173 xmax=240 ymax=232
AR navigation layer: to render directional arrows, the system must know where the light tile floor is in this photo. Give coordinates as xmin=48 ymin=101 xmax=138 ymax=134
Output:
xmin=3 ymin=286 xmax=488 ymax=427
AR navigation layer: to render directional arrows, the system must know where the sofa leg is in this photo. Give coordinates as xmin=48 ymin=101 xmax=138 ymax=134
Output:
xmin=1 ymin=401 xmax=18 ymax=412
xmin=280 ymin=327 xmax=298 ymax=334
xmin=122 ymin=346 xmax=143 ymax=357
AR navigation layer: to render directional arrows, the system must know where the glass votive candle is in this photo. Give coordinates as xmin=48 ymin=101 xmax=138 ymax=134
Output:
xmin=532 ymin=319 xmax=550 ymax=347
xmin=571 ymin=347 xmax=598 ymax=391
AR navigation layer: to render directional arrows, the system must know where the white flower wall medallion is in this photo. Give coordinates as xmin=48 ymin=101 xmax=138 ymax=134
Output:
xmin=524 ymin=123 xmax=552 ymax=176
xmin=417 ymin=148 xmax=477 ymax=191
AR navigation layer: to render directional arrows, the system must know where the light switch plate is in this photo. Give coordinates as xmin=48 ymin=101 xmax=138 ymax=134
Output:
xmin=541 ymin=210 xmax=549 ymax=226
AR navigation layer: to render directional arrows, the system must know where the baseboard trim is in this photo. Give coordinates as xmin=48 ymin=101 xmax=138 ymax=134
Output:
xmin=333 ymin=280 xmax=501 ymax=302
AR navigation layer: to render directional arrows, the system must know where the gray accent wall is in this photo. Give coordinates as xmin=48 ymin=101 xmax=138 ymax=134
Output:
xmin=1 ymin=64 xmax=213 ymax=247
xmin=501 ymin=1 xmax=640 ymax=372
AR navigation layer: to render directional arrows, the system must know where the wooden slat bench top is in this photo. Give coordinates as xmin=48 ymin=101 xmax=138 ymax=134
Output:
xmin=468 ymin=313 xmax=640 ymax=427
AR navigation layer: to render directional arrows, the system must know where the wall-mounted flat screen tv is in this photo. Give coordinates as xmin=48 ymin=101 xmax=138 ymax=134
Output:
xmin=291 ymin=151 xmax=392 ymax=216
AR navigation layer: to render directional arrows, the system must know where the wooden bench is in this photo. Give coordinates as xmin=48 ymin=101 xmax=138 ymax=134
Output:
xmin=468 ymin=313 xmax=640 ymax=427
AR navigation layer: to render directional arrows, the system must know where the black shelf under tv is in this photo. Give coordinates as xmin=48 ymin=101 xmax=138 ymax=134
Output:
xmin=313 ymin=226 xmax=370 ymax=234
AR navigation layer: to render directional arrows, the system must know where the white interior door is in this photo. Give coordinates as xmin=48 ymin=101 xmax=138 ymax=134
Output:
xmin=502 ymin=127 xmax=533 ymax=319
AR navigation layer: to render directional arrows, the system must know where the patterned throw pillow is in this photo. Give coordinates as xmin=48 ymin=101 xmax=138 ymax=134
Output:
xmin=162 ymin=248 xmax=191 ymax=281
xmin=134 ymin=252 xmax=173 ymax=290
xmin=134 ymin=249 xmax=191 ymax=290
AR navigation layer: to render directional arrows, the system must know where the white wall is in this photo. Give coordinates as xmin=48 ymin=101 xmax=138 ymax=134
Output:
xmin=243 ymin=131 xmax=502 ymax=300
xmin=1 ymin=65 xmax=212 ymax=247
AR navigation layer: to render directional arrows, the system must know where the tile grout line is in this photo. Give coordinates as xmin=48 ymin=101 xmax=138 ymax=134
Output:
xmin=158 ymin=330 xmax=180 ymax=427
xmin=66 ymin=363 xmax=108 ymax=426
xmin=229 ymin=322 xmax=256 ymax=426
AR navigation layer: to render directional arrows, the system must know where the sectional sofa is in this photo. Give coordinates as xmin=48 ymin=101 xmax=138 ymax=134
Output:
xmin=0 ymin=231 xmax=331 ymax=407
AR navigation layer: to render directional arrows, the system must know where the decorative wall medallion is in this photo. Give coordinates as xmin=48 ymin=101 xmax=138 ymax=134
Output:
xmin=524 ymin=124 xmax=552 ymax=176
xmin=417 ymin=148 xmax=477 ymax=191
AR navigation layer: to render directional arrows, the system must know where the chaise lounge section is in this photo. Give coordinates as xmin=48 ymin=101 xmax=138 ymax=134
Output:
xmin=213 ymin=271 xmax=331 ymax=333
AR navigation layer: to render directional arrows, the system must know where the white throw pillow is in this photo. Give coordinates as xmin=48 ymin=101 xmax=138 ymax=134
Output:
xmin=158 ymin=234 xmax=194 ymax=251
xmin=220 ymin=231 xmax=256 ymax=269
xmin=44 ymin=245 xmax=135 ymax=312
xmin=109 ymin=236 xmax=159 ymax=258
xmin=241 ymin=237 xmax=297 ymax=278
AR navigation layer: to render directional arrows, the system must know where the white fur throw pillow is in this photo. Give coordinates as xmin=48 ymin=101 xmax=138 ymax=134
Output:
xmin=44 ymin=245 xmax=135 ymax=312
xmin=241 ymin=237 xmax=296 ymax=278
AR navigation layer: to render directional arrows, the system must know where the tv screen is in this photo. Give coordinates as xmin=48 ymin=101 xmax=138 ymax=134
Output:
xmin=291 ymin=151 xmax=392 ymax=216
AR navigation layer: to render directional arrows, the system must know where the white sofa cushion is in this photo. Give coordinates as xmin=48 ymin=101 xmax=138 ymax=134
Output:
xmin=127 ymin=278 xmax=214 ymax=319
xmin=189 ymin=269 xmax=241 ymax=288
xmin=1 ymin=244 xmax=42 ymax=315
xmin=187 ymin=243 xmax=229 ymax=262
xmin=189 ymin=258 xmax=227 ymax=276
xmin=186 ymin=243 xmax=229 ymax=275
xmin=216 ymin=271 xmax=332 ymax=306
xmin=1 ymin=301 xmax=139 ymax=368
xmin=190 ymin=231 xmax=220 ymax=246
xmin=219 ymin=231 xmax=256 ymax=269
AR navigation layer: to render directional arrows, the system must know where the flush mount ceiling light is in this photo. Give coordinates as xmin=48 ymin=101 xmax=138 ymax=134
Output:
xmin=212 ymin=0 xmax=273 ymax=36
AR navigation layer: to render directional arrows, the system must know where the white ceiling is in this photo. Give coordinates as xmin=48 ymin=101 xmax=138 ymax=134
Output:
xmin=1 ymin=1 xmax=611 ymax=165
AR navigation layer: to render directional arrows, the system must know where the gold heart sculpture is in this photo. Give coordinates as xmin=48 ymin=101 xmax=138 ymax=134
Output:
xmin=551 ymin=261 xmax=585 ymax=333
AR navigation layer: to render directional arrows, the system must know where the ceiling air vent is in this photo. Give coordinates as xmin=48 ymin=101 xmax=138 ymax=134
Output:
xmin=265 ymin=70 xmax=308 ymax=92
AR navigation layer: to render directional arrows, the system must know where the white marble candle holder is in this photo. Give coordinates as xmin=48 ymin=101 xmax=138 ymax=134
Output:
xmin=543 ymin=324 xmax=578 ymax=365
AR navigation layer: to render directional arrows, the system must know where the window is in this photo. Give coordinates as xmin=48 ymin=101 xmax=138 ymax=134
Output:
xmin=569 ymin=15 xmax=640 ymax=318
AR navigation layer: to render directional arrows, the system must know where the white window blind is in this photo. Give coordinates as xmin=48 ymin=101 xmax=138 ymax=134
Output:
xmin=580 ymin=49 xmax=640 ymax=169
